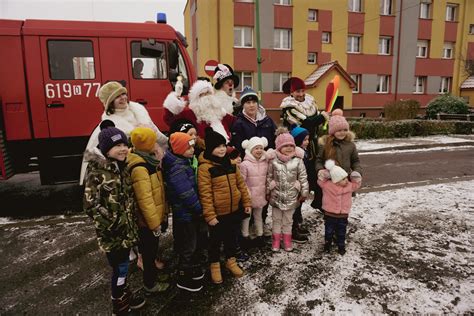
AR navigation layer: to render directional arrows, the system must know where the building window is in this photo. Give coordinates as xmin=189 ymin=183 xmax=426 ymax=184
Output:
xmin=274 ymin=29 xmax=292 ymax=50
xmin=322 ymin=32 xmax=331 ymax=43
xmin=420 ymin=1 xmax=431 ymax=19
xmin=273 ymin=0 xmax=291 ymax=5
xmin=378 ymin=37 xmax=391 ymax=55
xmin=417 ymin=40 xmax=429 ymax=58
xmin=470 ymin=24 xmax=474 ymax=34
xmin=273 ymin=72 xmax=290 ymax=92
xmin=348 ymin=0 xmax=362 ymax=12
xmin=380 ymin=0 xmax=392 ymax=15
xmin=351 ymin=74 xmax=361 ymax=93
xmin=376 ymin=75 xmax=389 ymax=93
xmin=347 ymin=35 xmax=361 ymax=53
xmin=234 ymin=26 xmax=253 ymax=48
xmin=446 ymin=4 xmax=457 ymax=22
xmin=442 ymin=42 xmax=454 ymax=59
xmin=236 ymin=0 xmax=254 ymax=2
xmin=414 ymin=76 xmax=426 ymax=94
xmin=439 ymin=77 xmax=451 ymax=94
xmin=236 ymin=72 xmax=253 ymax=91
xmin=307 ymin=52 xmax=317 ymax=64
xmin=308 ymin=9 xmax=318 ymax=21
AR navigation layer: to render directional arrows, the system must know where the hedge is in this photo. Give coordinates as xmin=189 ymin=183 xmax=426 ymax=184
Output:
xmin=346 ymin=119 xmax=474 ymax=139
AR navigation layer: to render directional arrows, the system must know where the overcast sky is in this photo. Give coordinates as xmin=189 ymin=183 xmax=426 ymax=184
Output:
xmin=0 ymin=0 xmax=187 ymax=33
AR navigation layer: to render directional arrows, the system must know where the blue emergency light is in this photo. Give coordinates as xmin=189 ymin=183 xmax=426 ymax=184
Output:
xmin=157 ymin=13 xmax=167 ymax=24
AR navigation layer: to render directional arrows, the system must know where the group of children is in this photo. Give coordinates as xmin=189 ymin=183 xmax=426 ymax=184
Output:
xmin=84 ymin=98 xmax=362 ymax=315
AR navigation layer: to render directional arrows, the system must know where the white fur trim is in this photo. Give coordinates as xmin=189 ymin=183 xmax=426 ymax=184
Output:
xmin=209 ymin=121 xmax=229 ymax=142
xmin=189 ymin=80 xmax=214 ymax=105
xmin=163 ymin=92 xmax=186 ymax=115
xmin=213 ymin=90 xmax=236 ymax=115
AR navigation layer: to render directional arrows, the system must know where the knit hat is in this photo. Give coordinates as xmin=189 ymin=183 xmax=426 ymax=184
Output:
xmin=240 ymin=86 xmax=259 ymax=104
xmin=328 ymin=109 xmax=350 ymax=136
xmin=325 ymin=159 xmax=348 ymax=183
xmin=98 ymin=120 xmax=128 ymax=156
xmin=169 ymin=119 xmax=196 ymax=135
xmin=213 ymin=64 xmax=240 ymax=89
xmin=170 ymin=132 xmax=195 ymax=155
xmin=282 ymin=77 xmax=306 ymax=94
xmin=189 ymin=80 xmax=214 ymax=105
xmin=204 ymin=127 xmax=227 ymax=154
xmin=98 ymin=81 xmax=127 ymax=111
xmin=275 ymin=128 xmax=296 ymax=151
xmin=242 ymin=136 xmax=268 ymax=157
xmin=130 ymin=127 xmax=157 ymax=152
xmin=290 ymin=126 xmax=309 ymax=146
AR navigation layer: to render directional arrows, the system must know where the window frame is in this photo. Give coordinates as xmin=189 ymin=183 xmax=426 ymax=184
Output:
xmin=445 ymin=4 xmax=457 ymax=22
xmin=308 ymin=9 xmax=318 ymax=22
xmin=414 ymin=76 xmax=426 ymax=94
xmin=322 ymin=32 xmax=331 ymax=43
xmin=376 ymin=75 xmax=389 ymax=94
xmin=273 ymin=72 xmax=291 ymax=92
xmin=380 ymin=0 xmax=392 ymax=15
xmin=236 ymin=71 xmax=253 ymax=92
xmin=439 ymin=77 xmax=451 ymax=94
xmin=378 ymin=37 xmax=391 ymax=55
xmin=420 ymin=2 xmax=431 ymax=19
xmin=274 ymin=28 xmax=292 ymax=50
xmin=307 ymin=52 xmax=317 ymax=64
xmin=47 ymin=39 xmax=96 ymax=80
xmin=470 ymin=24 xmax=474 ymax=34
xmin=273 ymin=0 xmax=291 ymax=5
xmin=347 ymin=35 xmax=362 ymax=53
xmin=416 ymin=40 xmax=429 ymax=58
xmin=234 ymin=26 xmax=253 ymax=48
xmin=348 ymin=0 xmax=362 ymax=12
xmin=442 ymin=42 xmax=454 ymax=59
xmin=130 ymin=41 xmax=168 ymax=80
xmin=351 ymin=74 xmax=361 ymax=93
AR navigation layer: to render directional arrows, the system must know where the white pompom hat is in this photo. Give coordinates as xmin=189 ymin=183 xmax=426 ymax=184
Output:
xmin=325 ymin=159 xmax=348 ymax=183
xmin=241 ymin=136 xmax=268 ymax=157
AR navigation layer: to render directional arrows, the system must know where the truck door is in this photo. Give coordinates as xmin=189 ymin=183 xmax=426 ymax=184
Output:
xmin=127 ymin=39 xmax=173 ymax=131
xmin=40 ymin=37 xmax=102 ymax=137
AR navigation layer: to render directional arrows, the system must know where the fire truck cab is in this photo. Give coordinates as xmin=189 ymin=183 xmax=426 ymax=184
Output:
xmin=0 ymin=18 xmax=195 ymax=184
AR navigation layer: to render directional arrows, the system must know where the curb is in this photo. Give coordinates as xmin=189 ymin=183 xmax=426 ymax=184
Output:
xmin=358 ymin=141 xmax=474 ymax=153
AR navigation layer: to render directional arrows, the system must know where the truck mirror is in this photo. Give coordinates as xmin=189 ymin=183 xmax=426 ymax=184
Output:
xmin=140 ymin=39 xmax=164 ymax=57
xmin=168 ymin=42 xmax=178 ymax=69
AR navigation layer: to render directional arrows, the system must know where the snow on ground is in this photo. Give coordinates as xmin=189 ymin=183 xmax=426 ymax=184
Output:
xmin=355 ymin=135 xmax=474 ymax=152
xmin=215 ymin=180 xmax=474 ymax=314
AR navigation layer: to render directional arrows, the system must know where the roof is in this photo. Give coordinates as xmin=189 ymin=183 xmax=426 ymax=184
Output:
xmin=304 ymin=60 xmax=356 ymax=88
xmin=460 ymin=76 xmax=474 ymax=89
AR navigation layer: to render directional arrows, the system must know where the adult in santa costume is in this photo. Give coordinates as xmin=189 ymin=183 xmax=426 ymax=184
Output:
xmin=280 ymin=77 xmax=329 ymax=210
xmin=163 ymin=64 xmax=239 ymax=143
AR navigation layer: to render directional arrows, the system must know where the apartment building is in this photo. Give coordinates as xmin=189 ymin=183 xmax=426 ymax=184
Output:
xmin=184 ymin=0 xmax=474 ymax=117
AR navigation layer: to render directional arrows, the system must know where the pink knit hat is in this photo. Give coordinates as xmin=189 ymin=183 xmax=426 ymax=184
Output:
xmin=275 ymin=132 xmax=295 ymax=151
xmin=328 ymin=109 xmax=349 ymax=135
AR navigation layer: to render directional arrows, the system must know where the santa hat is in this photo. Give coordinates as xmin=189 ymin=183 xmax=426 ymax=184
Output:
xmin=328 ymin=109 xmax=350 ymax=136
xmin=240 ymin=86 xmax=259 ymax=104
xmin=98 ymin=81 xmax=127 ymax=111
xmin=325 ymin=159 xmax=348 ymax=183
xmin=290 ymin=126 xmax=309 ymax=146
xmin=170 ymin=132 xmax=195 ymax=155
xmin=242 ymin=136 xmax=268 ymax=157
xmin=130 ymin=127 xmax=157 ymax=152
xmin=213 ymin=64 xmax=240 ymax=89
xmin=189 ymin=80 xmax=214 ymax=105
xmin=97 ymin=120 xmax=128 ymax=156
xmin=282 ymin=77 xmax=306 ymax=94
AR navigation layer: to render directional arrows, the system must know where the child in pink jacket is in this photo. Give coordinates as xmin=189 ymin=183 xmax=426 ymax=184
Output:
xmin=240 ymin=136 xmax=269 ymax=248
xmin=317 ymin=159 xmax=361 ymax=255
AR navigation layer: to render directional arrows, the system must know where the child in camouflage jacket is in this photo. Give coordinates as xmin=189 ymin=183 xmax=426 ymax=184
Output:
xmin=83 ymin=121 xmax=144 ymax=315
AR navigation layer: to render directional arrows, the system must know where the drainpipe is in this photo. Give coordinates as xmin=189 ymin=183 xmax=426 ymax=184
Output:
xmin=394 ymin=0 xmax=403 ymax=102
xmin=255 ymin=0 xmax=263 ymax=103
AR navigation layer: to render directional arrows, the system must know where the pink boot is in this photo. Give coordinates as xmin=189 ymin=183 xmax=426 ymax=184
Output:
xmin=272 ymin=234 xmax=281 ymax=252
xmin=283 ymin=234 xmax=293 ymax=252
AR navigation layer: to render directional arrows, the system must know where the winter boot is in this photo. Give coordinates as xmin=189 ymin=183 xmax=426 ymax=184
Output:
xmin=338 ymin=245 xmax=346 ymax=255
xmin=255 ymin=236 xmax=266 ymax=248
xmin=283 ymin=234 xmax=293 ymax=252
xmin=292 ymin=229 xmax=309 ymax=244
xmin=143 ymin=280 xmax=169 ymax=297
xmin=324 ymin=240 xmax=332 ymax=253
xmin=210 ymin=262 xmax=223 ymax=284
xmin=225 ymin=257 xmax=244 ymax=278
xmin=177 ymin=270 xmax=203 ymax=292
xmin=111 ymin=293 xmax=130 ymax=316
xmin=272 ymin=233 xmax=281 ymax=252
xmin=191 ymin=266 xmax=205 ymax=280
xmin=297 ymin=224 xmax=310 ymax=236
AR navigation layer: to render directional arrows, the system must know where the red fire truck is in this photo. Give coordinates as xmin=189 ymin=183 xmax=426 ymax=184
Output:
xmin=0 ymin=17 xmax=196 ymax=184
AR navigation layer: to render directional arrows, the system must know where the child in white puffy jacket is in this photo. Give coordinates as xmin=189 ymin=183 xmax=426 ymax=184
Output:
xmin=266 ymin=128 xmax=309 ymax=252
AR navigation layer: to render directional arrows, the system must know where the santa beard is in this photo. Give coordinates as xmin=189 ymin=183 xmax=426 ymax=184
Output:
xmin=189 ymin=95 xmax=229 ymax=142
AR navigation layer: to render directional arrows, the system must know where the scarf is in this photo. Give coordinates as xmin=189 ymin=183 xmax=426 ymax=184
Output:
xmin=134 ymin=150 xmax=160 ymax=169
xmin=276 ymin=150 xmax=296 ymax=163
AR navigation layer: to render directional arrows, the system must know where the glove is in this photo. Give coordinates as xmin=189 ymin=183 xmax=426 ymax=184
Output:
xmin=318 ymin=169 xmax=330 ymax=181
xmin=350 ymin=171 xmax=362 ymax=183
